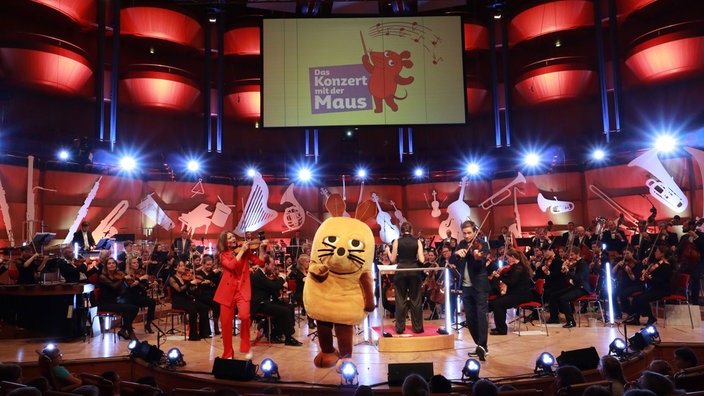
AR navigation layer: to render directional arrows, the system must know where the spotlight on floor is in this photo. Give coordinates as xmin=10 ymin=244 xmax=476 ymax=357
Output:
xmin=534 ymin=352 xmax=555 ymax=376
xmin=166 ymin=348 xmax=186 ymax=368
xmin=461 ymin=358 xmax=480 ymax=382
xmin=609 ymin=338 xmax=629 ymax=360
xmin=629 ymin=325 xmax=660 ymax=351
xmin=340 ymin=361 xmax=358 ymax=386
xmin=260 ymin=358 xmax=280 ymax=381
xmin=127 ymin=339 xmax=139 ymax=355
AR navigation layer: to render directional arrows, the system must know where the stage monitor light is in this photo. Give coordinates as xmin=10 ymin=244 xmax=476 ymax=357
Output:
xmin=43 ymin=343 xmax=57 ymax=353
xmin=643 ymin=325 xmax=660 ymax=343
xmin=534 ymin=352 xmax=555 ymax=375
xmin=340 ymin=361 xmax=358 ymax=386
xmin=461 ymin=359 xmax=480 ymax=382
xmin=466 ymin=162 xmax=480 ymax=176
xmin=166 ymin=348 xmax=186 ymax=368
xmin=127 ymin=339 xmax=139 ymax=353
xmin=260 ymin=358 xmax=280 ymax=381
xmin=609 ymin=338 xmax=628 ymax=359
xmin=58 ymin=150 xmax=69 ymax=161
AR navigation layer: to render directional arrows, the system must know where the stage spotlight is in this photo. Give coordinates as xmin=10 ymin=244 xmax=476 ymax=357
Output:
xmin=592 ymin=149 xmax=605 ymax=161
xmin=609 ymin=338 xmax=628 ymax=359
xmin=629 ymin=325 xmax=660 ymax=351
xmin=524 ymin=153 xmax=540 ymax=167
xmin=466 ymin=162 xmax=480 ymax=176
xmin=119 ymin=156 xmax=136 ymax=171
xmin=534 ymin=352 xmax=555 ymax=375
xmin=127 ymin=339 xmax=139 ymax=354
xmin=356 ymin=168 xmax=367 ymax=179
xmin=413 ymin=167 xmax=424 ymax=178
xmin=186 ymin=160 xmax=200 ymax=172
xmin=260 ymin=358 xmax=280 ymax=381
xmin=43 ymin=343 xmax=57 ymax=352
xmin=297 ymin=168 xmax=312 ymax=182
xmin=166 ymin=348 xmax=186 ymax=368
xmin=643 ymin=325 xmax=660 ymax=343
xmin=340 ymin=361 xmax=358 ymax=386
xmin=58 ymin=150 xmax=69 ymax=161
xmin=655 ymin=135 xmax=676 ymax=153
xmin=461 ymin=359 xmax=480 ymax=382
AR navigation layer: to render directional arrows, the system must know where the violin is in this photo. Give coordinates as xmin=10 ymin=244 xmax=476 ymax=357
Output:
xmin=640 ymin=261 xmax=662 ymax=282
xmin=233 ymin=238 xmax=263 ymax=254
xmin=112 ymin=271 xmax=126 ymax=280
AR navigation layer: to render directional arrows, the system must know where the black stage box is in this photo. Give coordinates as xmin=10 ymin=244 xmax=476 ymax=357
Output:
xmin=557 ymin=346 xmax=600 ymax=371
xmin=387 ymin=362 xmax=434 ymax=386
xmin=212 ymin=357 xmax=256 ymax=381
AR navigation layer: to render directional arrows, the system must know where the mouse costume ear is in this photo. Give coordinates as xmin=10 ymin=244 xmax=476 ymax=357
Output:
xmin=325 ymin=193 xmax=347 ymax=217
xmin=355 ymin=200 xmax=377 ymax=222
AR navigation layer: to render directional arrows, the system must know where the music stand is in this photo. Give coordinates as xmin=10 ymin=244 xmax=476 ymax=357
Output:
xmin=114 ymin=233 xmax=135 ymax=242
xmin=31 ymin=232 xmax=56 ymax=254
xmin=95 ymin=238 xmax=114 ymax=250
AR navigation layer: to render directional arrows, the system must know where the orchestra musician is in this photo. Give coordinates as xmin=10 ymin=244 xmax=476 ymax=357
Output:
xmin=452 ymin=220 xmax=490 ymax=361
xmin=534 ymin=248 xmax=567 ymax=308
xmin=288 ymin=254 xmax=314 ymax=328
xmin=611 ymin=246 xmax=644 ymax=320
xmin=171 ymin=229 xmax=192 ymax=261
xmin=169 ymin=259 xmax=211 ymax=341
xmin=195 ymin=255 xmax=222 ymax=335
xmin=71 ymin=221 xmax=96 ymax=252
xmin=123 ymin=257 xmax=157 ymax=334
xmin=547 ymin=246 xmax=592 ymax=328
xmin=116 ymin=241 xmax=139 ymax=272
xmin=421 ymin=247 xmax=442 ymax=320
xmin=497 ymin=225 xmax=517 ymax=250
xmin=602 ymin=219 xmax=627 ymax=256
xmin=625 ymin=245 xmax=673 ymax=326
xmin=442 ymin=229 xmax=458 ymax=251
xmin=97 ymin=257 xmax=139 ymax=340
xmin=677 ymin=220 xmax=704 ymax=302
xmin=250 ymin=255 xmax=302 ymax=346
xmin=561 ymin=222 xmax=576 ymax=249
xmin=437 ymin=245 xmax=458 ymax=319
xmin=385 ymin=221 xmax=425 ymax=335
xmin=214 ymin=230 xmax=266 ymax=359
xmin=488 ymin=249 xmax=533 ymax=335
xmin=56 ymin=245 xmax=97 ymax=284
xmin=15 ymin=246 xmax=49 ymax=284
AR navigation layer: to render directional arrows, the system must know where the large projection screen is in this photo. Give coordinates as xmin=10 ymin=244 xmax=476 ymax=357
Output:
xmin=262 ymin=16 xmax=466 ymax=128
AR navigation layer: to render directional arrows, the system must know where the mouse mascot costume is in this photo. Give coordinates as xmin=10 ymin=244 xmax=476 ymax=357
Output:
xmin=303 ymin=193 xmax=376 ymax=370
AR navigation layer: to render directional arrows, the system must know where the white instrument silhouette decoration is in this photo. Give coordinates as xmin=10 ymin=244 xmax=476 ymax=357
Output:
xmin=390 ymin=200 xmax=408 ymax=224
xmin=210 ymin=196 xmax=234 ymax=228
xmin=430 ymin=190 xmax=441 ymax=218
xmin=26 ymin=155 xmax=57 ymax=243
xmin=190 ymin=178 xmax=205 ymax=198
xmin=537 ymin=193 xmax=575 ymax=214
xmin=92 ymin=200 xmax=129 ymax=241
xmin=479 ymin=172 xmax=526 ymax=210
xmin=320 ymin=187 xmax=350 ymax=217
xmin=685 ymin=146 xmax=704 ymax=218
xmin=372 ymin=193 xmax=400 ymax=243
xmin=507 ymin=187 xmax=524 ymax=239
xmin=628 ymin=148 xmax=688 ymax=213
xmin=234 ymin=171 xmax=277 ymax=237
xmin=438 ymin=177 xmax=470 ymax=242
xmin=179 ymin=203 xmax=213 ymax=236
xmin=137 ymin=193 xmax=175 ymax=230
xmin=588 ymin=185 xmax=641 ymax=227
xmin=0 ymin=175 xmax=14 ymax=247
xmin=63 ymin=176 xmax=102 ymax=245
xmin=281 ymin=183 xmax=305 ymax=233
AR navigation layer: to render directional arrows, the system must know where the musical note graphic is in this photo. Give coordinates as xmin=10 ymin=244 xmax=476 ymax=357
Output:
xmin=366 ymin=20 xmax=444 ymax=66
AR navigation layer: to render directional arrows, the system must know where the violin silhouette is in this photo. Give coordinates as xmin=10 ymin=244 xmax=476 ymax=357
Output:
xmin=430 ymin=190 xmax=441 ymax=218
xmin=389 ymin=200 xmax=407 ymax=224
xmin=372 ymin=193 xmax=399 ymax=244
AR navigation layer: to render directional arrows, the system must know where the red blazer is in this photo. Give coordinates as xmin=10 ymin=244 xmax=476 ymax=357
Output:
xmin=214 ymin=250 xmax=263 ymax=308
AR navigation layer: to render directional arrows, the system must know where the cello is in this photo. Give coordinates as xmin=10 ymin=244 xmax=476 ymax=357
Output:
xmin=439 ymin=177 xmax=470 ymax=239
xmin=372 ymin=193 xmax=400 ymax=244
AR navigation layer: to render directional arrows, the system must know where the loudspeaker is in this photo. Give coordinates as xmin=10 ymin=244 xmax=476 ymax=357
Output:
xmin=557 ymin=346 xmax=600 ymax=371
xmin=212 ymin=357 xmax=256 ymax=381
xmin=135 ymin=341 xmax=163 ymax=364
xmin=387 ymin=362 xmax=434 ymax=386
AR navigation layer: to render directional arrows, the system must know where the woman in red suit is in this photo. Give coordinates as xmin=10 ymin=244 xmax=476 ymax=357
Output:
xmin=214 ymin=230 xmax=266 ymax=360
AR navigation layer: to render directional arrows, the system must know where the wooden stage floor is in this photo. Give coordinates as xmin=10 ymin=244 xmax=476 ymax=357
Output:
xmin=2 ymin=308 xmax=703 ymax=389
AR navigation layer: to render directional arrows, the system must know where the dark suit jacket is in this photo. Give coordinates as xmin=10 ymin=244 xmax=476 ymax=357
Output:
xmin=250 ymin=268 xmax=285 ymax=313
xmin=71 ymin=230 xmax=95 ymax=250
xmin=451 ymin=239 xmax=491 ymax=293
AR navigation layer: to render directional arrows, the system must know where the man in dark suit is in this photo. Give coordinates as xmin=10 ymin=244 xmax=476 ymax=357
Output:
xmin=171 ymin=229 xmax=192 ymax=261
xmin=451 ymin=220 xmax=490 ymax=361
xmin=71 ymin=221 xmax=95 ymax=252
xmin=250 ymin=256 xmax=302 ymax=346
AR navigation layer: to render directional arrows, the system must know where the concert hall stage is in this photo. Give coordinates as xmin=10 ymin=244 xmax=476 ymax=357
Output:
xmin=2 ymin=309 xmax=703 ymax=395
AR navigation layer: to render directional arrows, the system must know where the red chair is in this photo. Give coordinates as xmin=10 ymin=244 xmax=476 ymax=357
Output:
xmin=656 ymin=273 xmax=694 ymax=328
xmin=514 ymin=278 xmax=549 ymax=336
xmin=90 ymin=288 xmax=122 ymax=343
xmin=165 ymin=286 xmax=188 ymax=340
xmin=574 ymin=274 xmax=604 ymax=327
